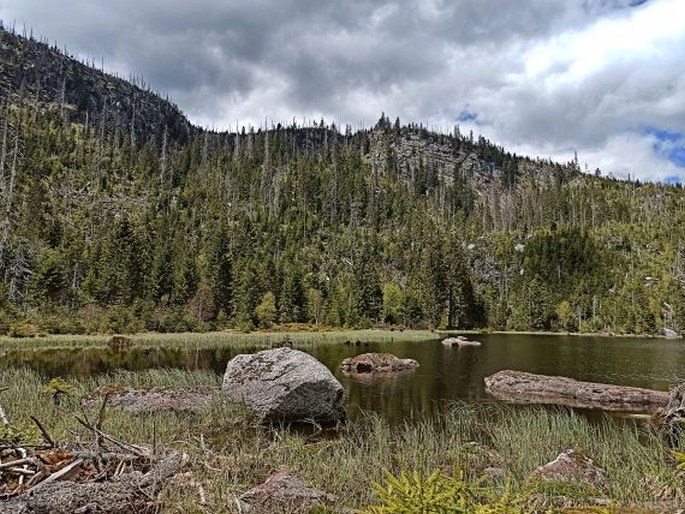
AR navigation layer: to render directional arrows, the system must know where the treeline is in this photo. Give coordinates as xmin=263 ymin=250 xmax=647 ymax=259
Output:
xmin=1 ymin=95 xmax=684 ymax=336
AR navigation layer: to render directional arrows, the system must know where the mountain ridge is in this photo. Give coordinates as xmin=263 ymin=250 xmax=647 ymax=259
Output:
xmin=0 ymin=26 xmax=683 ymax=337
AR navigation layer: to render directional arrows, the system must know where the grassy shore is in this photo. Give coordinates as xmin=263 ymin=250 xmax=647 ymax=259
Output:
xmin=0 ymin=329 xmax=437 ymax=351
xmin=0 ymin=367 xmax=682 ymax=512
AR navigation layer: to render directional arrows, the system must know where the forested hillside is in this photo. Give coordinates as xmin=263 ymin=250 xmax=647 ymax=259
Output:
xmin=1 ymin=26 xmax=684 ymax=336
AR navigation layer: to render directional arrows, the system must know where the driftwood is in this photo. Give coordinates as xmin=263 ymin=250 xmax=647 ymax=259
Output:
xmin=484 ymin=370 xmax=670 ymax=413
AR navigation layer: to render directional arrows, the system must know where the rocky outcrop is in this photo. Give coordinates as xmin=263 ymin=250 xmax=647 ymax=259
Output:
xmin=484 ymin=370 xmax=669 ymax=413
xmin=340 ymin=353 xmax=419 ymax=374
xmin=442 ymin=336 xmax=481 ymax=347
xmin=238 ymin=472 xmax=338 ymax=513
xmin=531 ymin=449 xmax=608 ymax=490
xmin=222 ymin=347 xmax=345 ymax=423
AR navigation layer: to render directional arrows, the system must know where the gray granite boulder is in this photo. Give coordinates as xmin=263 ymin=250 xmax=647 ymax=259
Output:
xmin=222 ymin=347 xmax=345 ymax=423
xmin=238 ymin=472 xmax=338 ymax=513
xmin=531 ymin=449 xmax=608 ymax=490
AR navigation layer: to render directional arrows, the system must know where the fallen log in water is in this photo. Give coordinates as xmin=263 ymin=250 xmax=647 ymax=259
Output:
xmin=484 ymin=370 xmax=670 ymax=413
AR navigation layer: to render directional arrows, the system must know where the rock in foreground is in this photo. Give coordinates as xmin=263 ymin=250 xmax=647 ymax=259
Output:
xmin=484 ymin=370 xmax=669 ymax=413
xmin=340 ymin=352 xmax=419 ymax=373
xmin=531 ymin=449 xmax=608 ymax=490
xmin=238 ymin=472 xmax=338 ymax=513
xmin=223 ymin=347 xmax=345 ymax=423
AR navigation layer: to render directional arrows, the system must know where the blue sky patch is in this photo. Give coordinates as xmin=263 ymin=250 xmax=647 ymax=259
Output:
xmin=645 ymin=127 xmax=685 ymax=168
xmin=457 ymin=110 xmax=477 ymax=123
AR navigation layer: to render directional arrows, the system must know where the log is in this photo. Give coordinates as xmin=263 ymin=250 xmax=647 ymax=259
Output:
xmin=484 ymin=370 xmax=670 ymax=413
xmin=0 ymin=452 xmax=188 ymax=514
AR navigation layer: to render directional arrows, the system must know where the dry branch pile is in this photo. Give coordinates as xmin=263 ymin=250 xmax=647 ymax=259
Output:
xmin=0 ymin=395 xmax=188 ymax=514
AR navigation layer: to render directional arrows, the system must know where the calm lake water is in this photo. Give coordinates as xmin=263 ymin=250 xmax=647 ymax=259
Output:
xmin=2 ymin=334 xmax=684 ymax=422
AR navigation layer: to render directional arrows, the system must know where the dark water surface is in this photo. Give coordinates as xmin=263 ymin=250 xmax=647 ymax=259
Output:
xmin=2 ymin=334 xmax=684 ymax=422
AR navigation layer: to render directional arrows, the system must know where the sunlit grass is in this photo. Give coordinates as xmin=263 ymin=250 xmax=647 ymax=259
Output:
xmin=0 ymin=329 xmax=437 ymax=351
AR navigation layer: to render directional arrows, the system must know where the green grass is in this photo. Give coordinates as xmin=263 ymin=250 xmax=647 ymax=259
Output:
xmin=0 ymin=368 xmax=682 ymax=513
xmin=0 ymin=329 xmax=437 ymax=351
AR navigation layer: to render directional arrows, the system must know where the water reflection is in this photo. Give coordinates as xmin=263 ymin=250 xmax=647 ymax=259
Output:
xmin=2 ymin=334 xmax=684 ymax=423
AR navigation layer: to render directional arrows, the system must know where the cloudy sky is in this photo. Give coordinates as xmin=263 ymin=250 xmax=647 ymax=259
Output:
xmin=2 ymin=0 xmax=685 ymax=182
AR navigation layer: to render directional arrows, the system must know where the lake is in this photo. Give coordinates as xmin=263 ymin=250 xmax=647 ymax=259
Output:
xmin=2 ymin=333 xmax=684 ymax=422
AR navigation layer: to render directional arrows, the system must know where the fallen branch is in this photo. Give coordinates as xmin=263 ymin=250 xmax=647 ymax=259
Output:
xmin=74 ymin=416 xmax=150 ymax=457
xmin=29 ymin=416 xmax=55 ymax=449
xmin=27 ymin=458 xmax=84 ymax=493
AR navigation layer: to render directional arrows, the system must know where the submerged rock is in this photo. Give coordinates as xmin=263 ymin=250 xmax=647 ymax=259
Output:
xmin=531 ymin=449 xmax=608 ymax=490
xmin=340 ymin=352 xmax=419 ymax=374
xmin=238 ymin=472 xmax=338 ymax=513
xmin=222 ymin=347 xmax=345 ymax=423
xmin=484 ymin=370 xmax=669 ymax=413
xmin=442 ymin=336 xmax=481 ymax=347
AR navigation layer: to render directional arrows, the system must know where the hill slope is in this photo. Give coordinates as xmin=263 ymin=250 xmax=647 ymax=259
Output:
xmin=0 ymin=27 xmax=684 ymax=336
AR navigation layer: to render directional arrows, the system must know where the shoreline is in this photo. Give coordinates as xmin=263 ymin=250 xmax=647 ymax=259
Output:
xmin=439 ymin=328 xmax=680 ymax=340
xmin=0 ymin=327 xmax=681 ymax=351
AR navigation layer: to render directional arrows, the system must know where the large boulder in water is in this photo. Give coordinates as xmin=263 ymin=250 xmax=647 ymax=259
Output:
xmin=222 ymin=347 xmax=345 ymax=423
xmin=340 ymin=353 xmax=419 ymax=374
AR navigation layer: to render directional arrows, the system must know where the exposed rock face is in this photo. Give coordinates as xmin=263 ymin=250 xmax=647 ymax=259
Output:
xmin=442 ymin=336 xmax=481 ymax=347
xmin=531 ymin=449 xmax=608 ymax=490
xmin=82 ymin=386 xmax=215 ymax=413
xmin=238 ymin=472 xmax=338 ymax=513
xmin=222 ymin=348 xmax=345 ymax=423
xmin=340 ymin=353 xmax=419 ymax=374
xmin=484 ymin=370 xmax=669 ymax=413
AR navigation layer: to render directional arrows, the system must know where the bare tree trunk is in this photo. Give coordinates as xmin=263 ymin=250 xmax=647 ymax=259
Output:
xmin=160 ymin=126 xmax=167 ymax=186
xmin=0 ymin=134 xmax=19 ymax=266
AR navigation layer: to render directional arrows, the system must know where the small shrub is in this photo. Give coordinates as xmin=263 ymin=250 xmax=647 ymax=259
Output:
xmin=360 ymin=469 xmax=531 ymax=514
xmin=7 ymin=320 xmax=38 ymax=338
xmin=42 ymin=377 xmax=76 ymax=405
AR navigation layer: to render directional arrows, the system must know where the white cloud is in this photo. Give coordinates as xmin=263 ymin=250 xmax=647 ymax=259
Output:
xmin=1 ymin=0 xmax=684 ymax=181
